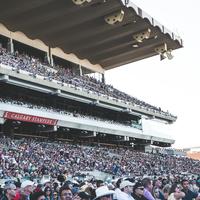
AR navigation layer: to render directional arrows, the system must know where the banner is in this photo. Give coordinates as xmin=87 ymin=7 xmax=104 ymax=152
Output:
xmin=3 ymin=111 xmax=57 ymax=126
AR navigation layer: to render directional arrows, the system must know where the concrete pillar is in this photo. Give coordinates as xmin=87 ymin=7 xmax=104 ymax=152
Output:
xmin=44 ymin=51 xmax=50 ymax=64
xmin=79 ymin=64 xmax=83 ymax=76
xmin=7 ymin=38 xmax=14 ymax=53
xmin=49 ymin=47 xmax=54 ymax=66
xmin=102 ymin=73 xmax=105 ymax=83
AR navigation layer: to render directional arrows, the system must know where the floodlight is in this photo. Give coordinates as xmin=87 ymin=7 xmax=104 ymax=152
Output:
xmin=165 ymin=50 xmax=173 ymax=60
xmin=72 ymin=0 xmax=92 ymax=5
xmin=104 ymin=10 xmax=125 ymax=25
xmin=155 ymin=43 xmax=173 ymax=60
xmin=133 ymin=28 xmax=151 ymax=43
xmin=155 ymin=43 xmax=167 ymax=54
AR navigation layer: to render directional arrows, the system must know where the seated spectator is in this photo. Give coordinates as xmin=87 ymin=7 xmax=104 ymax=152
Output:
xmin=94 ymin=186 xmax=114 ymax=200
xmin=0 ymin=46 xmax=172 ymax=117
xmin=52 ymin=191 xmax=59 ymax=200
xmin=168 ymin=184 xmax=185 ymax=200
xmin=44 ymin=187 xmax=52 ymax=200
xmin=118 ymin=180 xmax=134 ymax=200
xmin=1 ymin=184 xmax=17 ymax=200
xmin=142 ymin=178 xmax=155 ymax=200
xmin=31 ymin=191 xmax=45 ymax=200
xmin=20 ymin=180 xmax=34 ymax=200
xmin=181 ymin=179 xmax=200 ymax=200
xmin=153 ymin=178 xmax=164 ymax=200
xmin=162 ymin=185 xmax=171 ymax=200
xmin=132 ymin=181 xmax=147 ymax=200
xmin=59 ymin=186 xmax=73 ymax=200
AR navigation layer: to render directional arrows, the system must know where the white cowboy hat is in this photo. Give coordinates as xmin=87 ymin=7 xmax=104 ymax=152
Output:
xmin=120 ymin=180 xmax=134 ymax=189
xmin=21 ymin=180 xmax=34 ymax=188
xmin=94 ymin=186 xmax=115 ymax=200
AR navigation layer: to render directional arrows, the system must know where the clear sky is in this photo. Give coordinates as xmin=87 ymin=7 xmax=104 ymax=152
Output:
xmin=105 ymin=0 xmax=200 ymax=148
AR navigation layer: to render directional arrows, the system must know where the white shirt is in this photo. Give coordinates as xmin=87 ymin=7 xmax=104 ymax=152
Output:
xmin=117 ymin=191 xmax=135 ymax=200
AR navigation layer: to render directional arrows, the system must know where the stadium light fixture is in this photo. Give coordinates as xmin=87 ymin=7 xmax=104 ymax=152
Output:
xmin=133 ymin=28 xmax=151 ymax=43
xmin=165 ymin=49 xmax=173 ymax=60
xmin=72 ymin=0 xmax=92 ymax=5
xmin=155 ymin=43 xmax=173 ymax=61
xmin=104 ymin=10 xmax=125 ymax=25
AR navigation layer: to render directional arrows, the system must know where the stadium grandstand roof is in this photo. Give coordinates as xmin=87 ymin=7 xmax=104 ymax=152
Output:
xmin=0 ymin=0 xmax=183 ymax=70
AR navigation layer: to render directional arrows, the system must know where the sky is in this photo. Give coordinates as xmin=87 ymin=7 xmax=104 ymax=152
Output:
xmin=105 ymin=0 xmax=200 ymax=148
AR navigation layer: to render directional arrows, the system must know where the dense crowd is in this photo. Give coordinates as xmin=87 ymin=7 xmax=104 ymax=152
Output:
xmin=0 ymin=45 xmax=198 ymax=200
xmin=0 ymin=137 xmax=200 ymax=200
xmin=0 ymin=47 xmax=174 ymax=118
xmin=0 ymin=96 xmax=140 ymax=129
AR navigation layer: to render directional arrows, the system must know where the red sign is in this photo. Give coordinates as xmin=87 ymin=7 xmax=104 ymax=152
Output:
xmin=3 ymin=112 xmax=57 ymax=126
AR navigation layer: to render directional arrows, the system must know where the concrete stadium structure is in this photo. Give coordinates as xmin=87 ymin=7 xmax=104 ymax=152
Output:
xmin=0 ymin=0 xmax=182 ymax=150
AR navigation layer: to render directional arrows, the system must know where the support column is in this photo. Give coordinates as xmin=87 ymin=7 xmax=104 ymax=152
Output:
xmin=7 ymin=38 xmax=14 ymax=53
xmin=102 ymin=73 xmax=105 ymax=83
xmin=44 ymin=51 xmax=50 ymax=65
xmin=79 ymin=64 xmax=83 ymax=76
xmin=48 ymin=47 xmax=54 ymax=66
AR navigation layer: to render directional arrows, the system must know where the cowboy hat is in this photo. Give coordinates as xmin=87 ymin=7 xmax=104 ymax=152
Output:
xmin=94 ymin=186 xmax=114 ymax=200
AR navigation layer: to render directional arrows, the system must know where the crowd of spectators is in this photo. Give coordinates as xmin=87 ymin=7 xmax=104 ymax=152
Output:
xmin=0 ymin=96 xmax=140 ymax=129
xmin=0 ymin=46 xmax=174 ymax=118
xmin=0 ymin=136 xmax=200 ymax=200
xmin=1 ymin=137 xmax=200 ymax=180
xmin=1 ymin=43 xmax=198 ymax=200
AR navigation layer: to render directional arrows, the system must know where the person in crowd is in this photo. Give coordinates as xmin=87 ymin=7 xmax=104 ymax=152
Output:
xmin=153 ymin=178 xmax=164 ymax=200
xmin=142 ymin=178 xmax=155 ymax=200
xmin=59 ymin=186 xmax=73 ymax=200
xmin=189 ymin=179 xmax=199 ymax=193
xmin=113 ymin=178 xmax=122 ymax=200
xmin=52 ymin=191 xmax=59 ymax=200
xmin=20 ymin=180 xmax=35 ymax=200
xmin=30 ymin=191 xmax=45 ymax=200
xmin=132 ymin=181 xmax=147 ymax=200
xmin=181 ymin=179 xmax=200 ymax=200
xmin=118 ymin=180 xmax=134 ymax=200
xmin=78 ymin=191 xmax=91 ymax=200
xmin=79 ymin=184 xmax=95 ymax=200
xmin=94 ymin=185 xmax=114 ymax=200
xmin=44 ymin=187 xmax=53 ymax=200
xmin=162 ymin=185 xmax=171 ymax=200
xmin=153 ymin=187 xmax=161 ymax=200
xmin=1 ymin=184 xmax=17 ymax=200
xmin=196 ymin=177 xmax=200 ymax=191
xmin=168 ymin=183 xmax=185 ymax=200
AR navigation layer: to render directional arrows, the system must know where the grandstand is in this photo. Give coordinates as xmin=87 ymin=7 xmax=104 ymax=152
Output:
xmin=0 ymin=0 xmax=182 ymax=151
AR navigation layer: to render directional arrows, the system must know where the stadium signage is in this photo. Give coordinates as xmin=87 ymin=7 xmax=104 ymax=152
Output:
xmin=3 ymin=112 xmax=58 ymax=125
